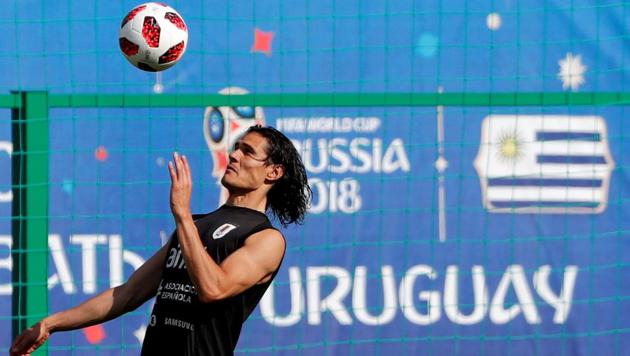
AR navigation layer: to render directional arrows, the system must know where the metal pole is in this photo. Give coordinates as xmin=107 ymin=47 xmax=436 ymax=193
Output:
xmin=11 ymin=91 xmax=49 ymax=355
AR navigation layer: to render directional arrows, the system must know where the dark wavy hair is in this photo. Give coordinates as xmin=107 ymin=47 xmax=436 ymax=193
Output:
xmin=245 ymin=125 xmax=311 ymax=226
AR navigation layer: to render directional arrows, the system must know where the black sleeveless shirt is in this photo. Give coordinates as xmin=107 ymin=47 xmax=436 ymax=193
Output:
xmin=141 ymin=205 xmax=283 ymax=356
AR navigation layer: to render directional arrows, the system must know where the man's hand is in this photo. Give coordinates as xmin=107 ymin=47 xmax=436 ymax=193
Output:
xmin=168 ymin=152 xmax=192 ymax=219
xmin=10 ymin=321 xmax=50 ymax=356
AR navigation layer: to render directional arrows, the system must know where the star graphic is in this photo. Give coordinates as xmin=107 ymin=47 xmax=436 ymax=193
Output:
xmin=62 ymin=179 xmax=74 ymax=194
xmin=251 ymin=28 xmax=274 ymax=56
xmin=496 ymin=130 xmax=525 ymax=164
xmin=95 ymin=146 xmax=109 ymax=162
xmin=83 ymin=324 xmax=106 ymax=344
xmin=558 ymin=53 xmax=587 ymax=91
xmin=434 ymin=156 xmax=448 ymax=172
xmin=415 ymin=32 xmax=439 ymax=58
xmin=486 ymin=12 xmax=502 ymax=30
xmin=134 ymin=324 xmax=147 ymax=344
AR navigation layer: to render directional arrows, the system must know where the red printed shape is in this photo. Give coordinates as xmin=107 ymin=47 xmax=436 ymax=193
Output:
xmin=84 ymin=325 xmax=106 ymax=344
xmin=119 ymin=38 xmax=139 ymax=56
xmin=95 ymin=146 xmax=108 ymax=161
xmin=121 ymin=5 xmax=146 ymax=28
xmin=251 ymin=28 xmax=274 ymax=56
xmin=230 ymin=119 xmax=241 ymax=132
xmin=165 ymin=12 xmax=187 ymax=31
xmin=142 ymin=16 xmax=161 ymax=48
xmin=158 ymin=41 xmax=185 ymax=64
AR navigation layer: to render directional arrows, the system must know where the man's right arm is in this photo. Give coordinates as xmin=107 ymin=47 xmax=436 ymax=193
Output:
xmin=10 ymin=242 xmax=169 ymax=355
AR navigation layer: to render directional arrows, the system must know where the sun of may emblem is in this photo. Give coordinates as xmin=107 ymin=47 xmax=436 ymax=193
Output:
xmin=496 ymin=131 xmax=524 ymax=163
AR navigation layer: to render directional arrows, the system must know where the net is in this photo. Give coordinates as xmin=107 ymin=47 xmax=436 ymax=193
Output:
xmin=1 ymin=1 xmax=628 ymax=355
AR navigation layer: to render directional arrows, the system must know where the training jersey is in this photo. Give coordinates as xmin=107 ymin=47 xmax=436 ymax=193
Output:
xmin=141 ymin=205 xmax=283 ymax=356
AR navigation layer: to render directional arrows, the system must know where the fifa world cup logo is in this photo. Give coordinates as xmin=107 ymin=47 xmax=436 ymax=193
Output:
xmin=203 ymin=87 xmax=265 ymax=205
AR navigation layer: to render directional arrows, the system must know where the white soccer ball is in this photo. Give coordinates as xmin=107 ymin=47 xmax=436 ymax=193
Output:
xmin=119 ymin=2 xmax=188 ymax=72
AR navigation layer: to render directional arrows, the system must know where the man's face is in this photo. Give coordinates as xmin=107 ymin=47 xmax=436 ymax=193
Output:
xmin=221 ymin=132 xmax=273 ymax=191
xmin=204 ymin=103 xmax=263 ymax=179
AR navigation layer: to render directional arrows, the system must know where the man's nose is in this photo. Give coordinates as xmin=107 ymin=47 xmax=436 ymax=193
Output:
xmin=228 ymin=149 xmax=240 ymax=162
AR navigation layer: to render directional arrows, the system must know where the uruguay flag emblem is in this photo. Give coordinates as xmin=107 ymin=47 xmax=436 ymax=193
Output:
xmin=474 ymin=115 xmax=615 ymax=213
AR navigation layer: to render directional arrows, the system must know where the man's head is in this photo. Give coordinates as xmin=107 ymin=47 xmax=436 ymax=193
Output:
xmin=203 ymin=87 xmax=265 ymax=180
xmin=221 ymin=125 xmax=311 ymax=226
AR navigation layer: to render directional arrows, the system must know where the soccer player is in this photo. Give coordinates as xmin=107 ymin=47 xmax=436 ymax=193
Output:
xmin=10 ymin=125 xmax=311 ymax=356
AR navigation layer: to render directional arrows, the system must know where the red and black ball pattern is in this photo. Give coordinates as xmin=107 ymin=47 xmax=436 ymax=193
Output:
xmin=159 ymin=41 xmax=185 ymax=64
xmin=165 ymin=12 xmax=186 ymax=30
xmin=120 ymin=5 xmax=146 ymax=28
xmin=142 ymin=16 xmax=161 ymax=48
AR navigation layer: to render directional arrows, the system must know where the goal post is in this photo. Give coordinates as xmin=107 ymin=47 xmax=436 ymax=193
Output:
xmin=10 ymin=91 xmax=49 ymax=354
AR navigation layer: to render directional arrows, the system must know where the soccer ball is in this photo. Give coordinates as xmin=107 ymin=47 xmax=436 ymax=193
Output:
xmin=119 ymin=2 xmax=188 ymax=72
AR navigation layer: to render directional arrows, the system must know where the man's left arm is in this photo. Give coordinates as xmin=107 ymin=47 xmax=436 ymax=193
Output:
xmin=168 ymin=152 xmax=285 ymax=303
xmin=176 ymin=215 xmax=284 ymax=303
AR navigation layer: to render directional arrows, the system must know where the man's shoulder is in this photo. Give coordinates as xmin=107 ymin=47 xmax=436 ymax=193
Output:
xmin=191 ymin=207 xmax=224 ymax=223
xmin=192 ymin=213 xmax=209 ymax=221
xmin=192 ymin=207 xmax=273 ymax=238
xmin=246 ymin=227 xmax=285 ymax=248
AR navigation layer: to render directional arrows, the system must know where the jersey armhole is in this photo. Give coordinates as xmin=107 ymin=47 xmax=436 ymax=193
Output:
xmin=245 ymin=223 xmax=286 ymax=274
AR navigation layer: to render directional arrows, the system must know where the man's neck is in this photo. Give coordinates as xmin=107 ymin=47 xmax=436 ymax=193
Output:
xmin=225 ymin=190 xmax=267 ymax=213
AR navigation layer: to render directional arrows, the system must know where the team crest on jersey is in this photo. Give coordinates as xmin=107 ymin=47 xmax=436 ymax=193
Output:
xmin=212 ymin=223 xmax=237 ymax=239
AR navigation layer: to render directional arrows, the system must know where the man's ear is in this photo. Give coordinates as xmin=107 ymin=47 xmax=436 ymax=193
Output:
xmin=266 ymin=164 xmax=285 ymax=182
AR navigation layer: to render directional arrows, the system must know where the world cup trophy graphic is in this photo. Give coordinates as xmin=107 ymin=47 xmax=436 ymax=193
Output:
xmin=203 ymin=87 xmax=265 ymax=205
